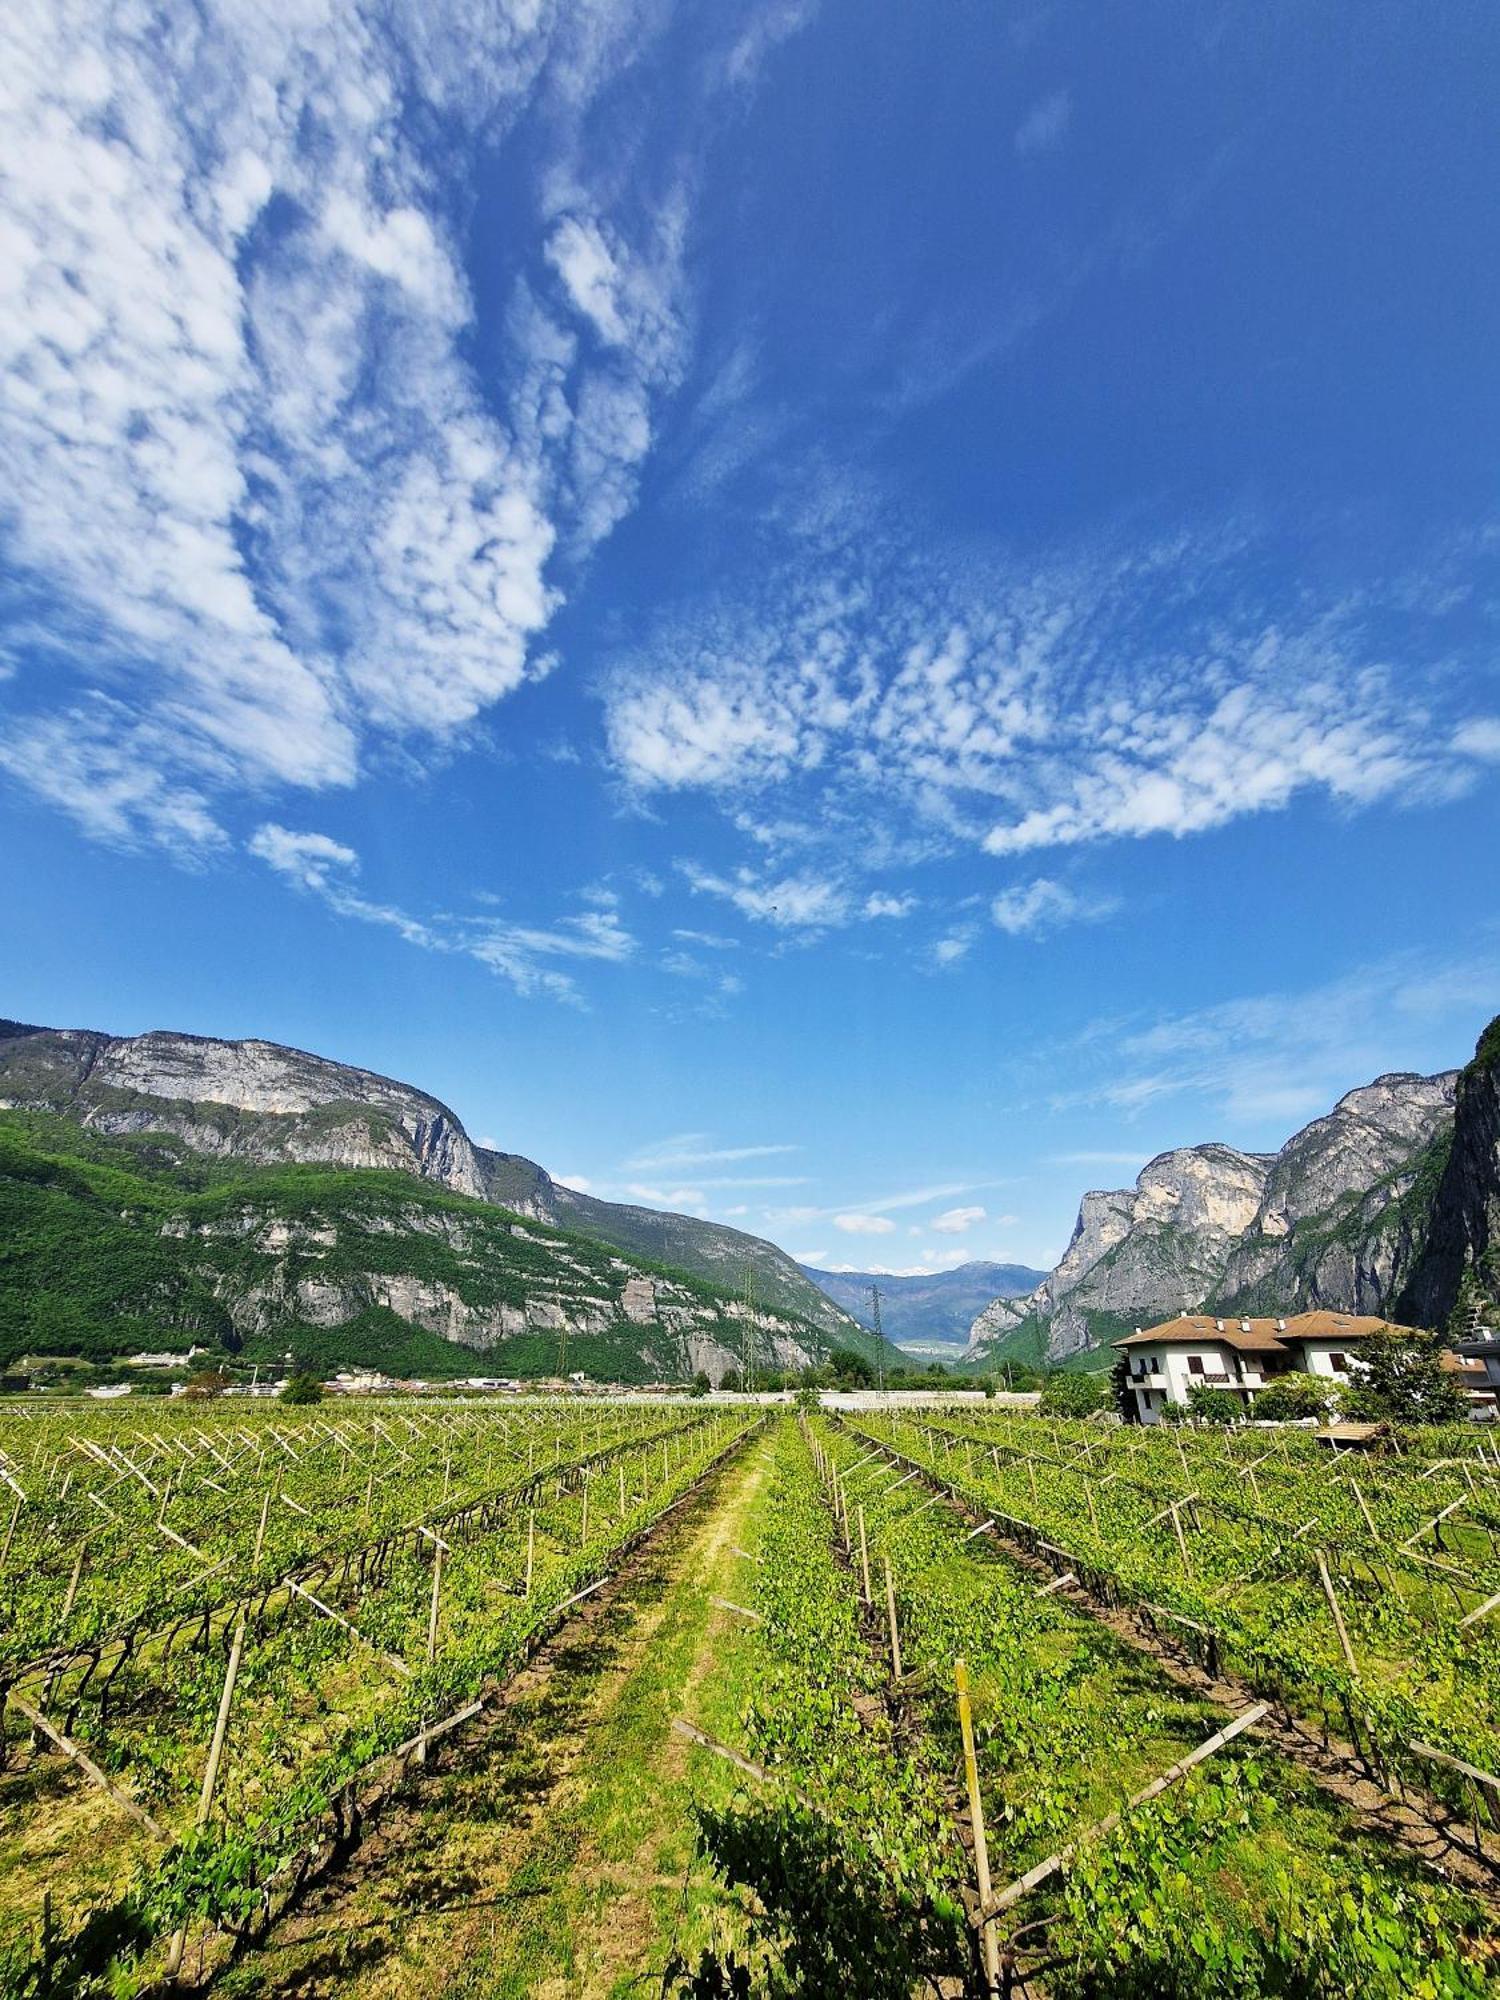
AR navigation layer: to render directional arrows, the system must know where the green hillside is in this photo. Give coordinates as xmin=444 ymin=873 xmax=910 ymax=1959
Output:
xmin=0 ymin=1112 xmax=896 ymax=1381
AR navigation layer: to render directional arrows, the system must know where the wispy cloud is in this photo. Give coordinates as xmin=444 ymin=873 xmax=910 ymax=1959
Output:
xmin=250 ymin=821 xmax=634 ymax=1004
xmin=627 ymin=1135 xmax=802 ymax=1171
xmin=930 ymin=1204 xmax=985 ymax=1234
xmin=991 ymin=878 xmax=1117 ymax=936
xmin=1056 ymin=946 xmax=1500 ymax=1132
xmin=1014 ymin=89 xmax=1072 ymax=157
xmin=834 ymin=1213 xmax=897 ymax=1236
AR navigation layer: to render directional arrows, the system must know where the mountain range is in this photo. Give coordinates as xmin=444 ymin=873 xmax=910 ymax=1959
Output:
xmin=801 ymin=1261 xmax=1048 ymax=1349
xmin=0 ymin=1019 xmax=895 ymax=1383
xmin=966 ymin=1023 xmax=1500 ymax=1369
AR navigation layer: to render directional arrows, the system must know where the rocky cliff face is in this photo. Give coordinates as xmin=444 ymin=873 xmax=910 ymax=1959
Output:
xmin=1398 ymin=1023 xmax=1500 ymax=1328
xmin=0 ymin=1020 xmax=856 ymax=1340
xmin=966 ymin=1068 xmax=1459 ymax=1365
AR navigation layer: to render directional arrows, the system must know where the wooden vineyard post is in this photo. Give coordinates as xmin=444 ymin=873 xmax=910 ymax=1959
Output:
xmin=1315 ymin=1549 xmax=1359 ymax=1677
xmin=1085 ymin=1483 xmax=1099 ymax=1536
xmin=1027 ymin=1459 xmax=1037 ymax=1506
xmin=884 ymin=1556 xmax=903 ymax=1680
xmin=427 ymin=1543 xmax=444 ymax=1663
xmin=363 ymin=1466 xmax=375 ymax=1523
xmin=525 ymin=1509 xmax=536 ymax=1600
xmin=858 ymin=1506 xmax=872 ymax=1604
xmin=0 ymin=1493 xmax=23 ymax=1577
xmin=1169 ymin=1502 xmax=1192 ymax=1574
xmin=252 ymin=1491 xmax=270 ymax=1571
xmin=619 ymin=1464 xmax=626 ymax=1517
xmin=581 ymin=1475 xmax=590 ymax=1548
xmin=1351 ymin=1482 xmax=1379 ymax=1542
xmin=165 ymin=1615 xmax=247 ymax=1979
xmin=955 ymin=1659 xmax=1000 ymax=1994
xmin=60 ymin=1542 xmax=86 ymax=1624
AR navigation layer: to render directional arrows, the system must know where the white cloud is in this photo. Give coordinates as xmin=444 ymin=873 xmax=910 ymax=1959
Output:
xmin=864 ymin=891 xmax=916 ymax=918
xmin=0 ymin=0 xmax=756 ymax=850
xmin=1453 ymin=718 xmax=1500 ymax=761
xmin=930 ymin=1204 xmax=985 ymax=1234
xmin=679 ymin=862 xmax=851 ymax=928
xmin=1014 ymin=89 xmax=1072 ymax=157
xmin=628 ymin=1136 xmax=801 ymax=1171
xmin=248 ymin=822 xmax=637 ymax=1004
xmin=671 ymin=928 xmax=741 ymax=949
xmin=991 ymin=878 xmax=1116 ymax=935
xmin=931 ymin=927 xmax=977 ymax=968
xmin=834 ymin=1213 xmax=897 ymax=1235
xmin=605 ymin=535 xmax=1487 ymax=878
xmin=553 ymin=1172 xmax=592 ymax=1191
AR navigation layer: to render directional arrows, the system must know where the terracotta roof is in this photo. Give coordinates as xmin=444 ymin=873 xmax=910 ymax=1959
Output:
xmin=1114 ymin=1315 xmax=1289 ymax=1353
xmin=1114 ymin=1310 xmax=1407 ymax=1355
xmin=1278 ymin=1312 xmax=1404 ymax=1342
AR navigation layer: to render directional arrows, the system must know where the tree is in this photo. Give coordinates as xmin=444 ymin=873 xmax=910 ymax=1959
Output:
xmin=1039 ymin=1371 xmax=1108 ymax=1418
xmin=690 ymin=1370 xmax=712 ymax=1398
xmin=719 ymin=1366 xmax=742 ymax=1393
xmin=281 ymin=1372 xmax=324 ymax=1406
xmin=981 ymin=1375 xmax=997 ymax=1400
xmin=181 ymin=1368 xmax=226 ymax=1401
xmin=827 ymin=1347 xmax=876 ymax=1389
xmin=1343 ymin=1333 xmax=1470 ymax=1426
xmin=1109 ymin=1355 xmax=1134 ymax=1422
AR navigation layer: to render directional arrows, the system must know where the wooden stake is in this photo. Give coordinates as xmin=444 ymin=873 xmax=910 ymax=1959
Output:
xmin=5 ymin=1691 xmax=165 ymax=1839
xmin=252 ymin=1490 xmax=270 ymax=1571
xmin=1315 ymin=1549 xmax=1359 ymax=1676
xmin=955 ymin=1659 xmax=1000 ymax=1994
xmin=165 ymin=1616 xmax=246 ymax=1976
xmin=1169 ymin=1501 xmax=1192 ymax=1573
xmin=60 ymin=1542 xmax=86 ymax=1624
xmin=0 ymin=1493 xmax=23 ymax=1575
xmin=883 ymin=1556 xmax=902 ymax=1680
xmin=525 ymin=1510 xmax=535 ymax=1599
xmin=858 ymin=1505 xmax=872 ymax=1604
xmin=427 ymin=1543 xmax=444 ymax=1663
xmin=1351 ymin=1480 xmax=1379 ymax=1541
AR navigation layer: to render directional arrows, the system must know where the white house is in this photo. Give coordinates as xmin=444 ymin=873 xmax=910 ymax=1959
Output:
xmin=1115 ymin=1312 xmax=1408 ymax=1424
xmin=1451 ymin=1341 xmax=1499 ymax=1419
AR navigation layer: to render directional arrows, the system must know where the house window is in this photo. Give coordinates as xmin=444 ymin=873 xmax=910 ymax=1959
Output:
xmin=1329 ymin=1352 xmax=1348 ymax=1373
xmin=1187 ymin=1355 xmax=1205 ymax=1376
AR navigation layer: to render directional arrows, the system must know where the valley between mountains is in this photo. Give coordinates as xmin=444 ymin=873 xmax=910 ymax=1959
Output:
xmin=4 ymin=1012 xmax=1500 ymax=1385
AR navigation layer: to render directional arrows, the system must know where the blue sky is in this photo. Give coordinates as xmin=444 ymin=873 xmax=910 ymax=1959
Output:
xmin=3 ymin=0 xmax=1499 ymax=1275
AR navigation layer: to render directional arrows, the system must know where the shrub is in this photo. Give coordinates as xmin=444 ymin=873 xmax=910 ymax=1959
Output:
xmin=280 ymin=1372 xmax=324 ymax=1405
xmin=1186 ymin=1383 xmax=1241 ymax=1425
xmin=1250 ymin=1372 xmax=1330 ymax=1422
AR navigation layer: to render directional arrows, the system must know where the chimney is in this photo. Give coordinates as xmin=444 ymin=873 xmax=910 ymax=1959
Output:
xmin=1134 ymin=1326 xmax=1142 ymax=1337
xmin=1276 ymin=1317 xmax=1286 ymax=1333
xmin=1240 ymin=1318 xmax=1251 ymax=1334
xmin=1214 ymin=1318 xmax=1224 ymax=1333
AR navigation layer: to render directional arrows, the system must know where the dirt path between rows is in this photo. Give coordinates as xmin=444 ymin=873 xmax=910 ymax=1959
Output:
xmin=214 ymin=1436 xmax=770 ymax=2000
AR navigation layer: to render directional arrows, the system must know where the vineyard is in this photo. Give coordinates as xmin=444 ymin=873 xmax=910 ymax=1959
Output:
xmin=1 ymin=1400 xmax=1498 ymax=1996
